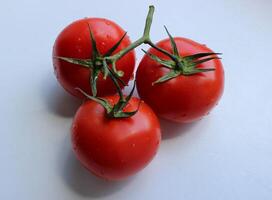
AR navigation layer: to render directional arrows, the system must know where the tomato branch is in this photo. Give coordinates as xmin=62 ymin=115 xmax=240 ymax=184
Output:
xmin=105 ymin=5 xmax=177 ymax=77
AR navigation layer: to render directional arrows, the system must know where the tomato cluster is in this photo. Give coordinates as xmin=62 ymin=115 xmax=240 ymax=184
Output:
xmin=53 ymin=6 xmax=224 ymax=180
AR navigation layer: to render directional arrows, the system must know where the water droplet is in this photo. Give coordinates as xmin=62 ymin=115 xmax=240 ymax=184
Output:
xmin=72 ymin=124 xmax=77 ymax=130
xmin=131 ymin=143 xmax=136 ymax=148
xmin=106 ymin=21 xmax=110 ymax=25
xmin=101 ymin=41 xmax=106 ymax=46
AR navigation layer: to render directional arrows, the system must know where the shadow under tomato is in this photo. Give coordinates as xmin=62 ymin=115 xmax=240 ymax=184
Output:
xmin=42 ymin=72 xmax=82 ymax=117
xmin=160 ymin=119 xmax=197 ymax=140
xmin=59 ymin=135 xmax=132 ymax=197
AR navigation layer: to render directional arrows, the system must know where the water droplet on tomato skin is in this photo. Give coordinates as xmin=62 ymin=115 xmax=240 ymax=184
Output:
xmin=131 ymin=143 xmax=136 ymax=148
xmin=101 ymin=41 xmax=106 ymax=46
xmin=205 ymin=103 xmax=210 ymax=107
xmin=72 ymin=124 xmax=78 ymax=131
xmin=105 ymin=21 xmax=110 ymax=25
xmin=73 ymin=137 xmax=80 ymax=147
xmin=145 ymin=137 xmax=152 ymax=143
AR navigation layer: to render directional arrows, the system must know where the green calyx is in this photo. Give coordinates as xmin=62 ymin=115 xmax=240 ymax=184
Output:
xmin=76 ymin=81 xmax=140 ymax=118
xmin=143 ymin=26 xmax=222 ymax=85
xmin=54 ymin=24 xmax=127 ymax=97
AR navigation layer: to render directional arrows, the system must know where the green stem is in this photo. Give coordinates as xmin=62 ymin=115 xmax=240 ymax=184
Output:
xmin=110 ymin=73 xmax=125 ymax=101
xmin=109 ymin=37 xmax=145 ymax=61
xmin=102 ymin=60 xmax=125 ymax=101
xmin=106 ymin=5 xmax=155 ymax=62
xmin=106 ymin=5 xmax=176 ymax=66
xmin=143 ymin=5 xmax=155 ymax=39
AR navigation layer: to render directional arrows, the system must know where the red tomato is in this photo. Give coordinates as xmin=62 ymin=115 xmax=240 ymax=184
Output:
xmin=136 ymin=37 xmax=224 ymax=123
xmin=71 ymin=96 xmax=161 ymax=180
xmin=53 ymin=18 xmax=135 ymax=98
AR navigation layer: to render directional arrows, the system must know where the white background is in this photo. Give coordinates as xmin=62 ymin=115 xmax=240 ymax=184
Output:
xmin=1 ymin=0 xmax=272 ymax=199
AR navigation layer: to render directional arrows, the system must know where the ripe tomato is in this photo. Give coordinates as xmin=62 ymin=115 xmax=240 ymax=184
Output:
xmin=71 ymin=96 xmax=161 ymax=180
xmin=53 ymin=18 xmax=135 ymax=98
xmin=136 ymin=37 xmax=224 ymax=123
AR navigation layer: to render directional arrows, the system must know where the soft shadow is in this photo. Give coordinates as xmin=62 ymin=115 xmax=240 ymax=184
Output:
xmin=42 ymin=72 xmax=81 ymax=117
xmin=160 ymin=119 xmax=197 ymax=140
xmin=59 ymin=136 xmax=132 ymax=197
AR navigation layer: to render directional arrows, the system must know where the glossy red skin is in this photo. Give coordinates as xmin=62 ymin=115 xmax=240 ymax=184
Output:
xmin=136 ymin=37 xmax=224 ymax=123
xmin=71 ymin=96 xmax=161 ymax=180
xmin=53 ymin=18 xmax=135 ymax=98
